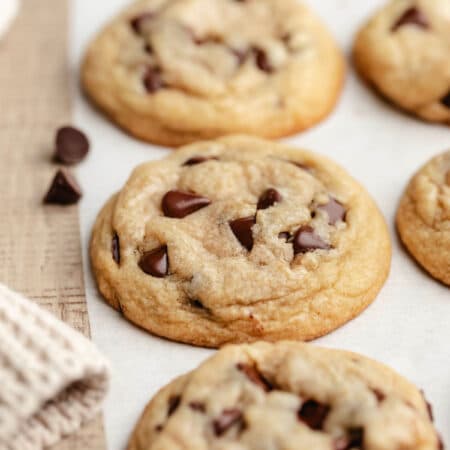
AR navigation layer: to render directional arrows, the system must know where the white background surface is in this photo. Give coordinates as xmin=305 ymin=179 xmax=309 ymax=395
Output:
xmin=71 ymin=1 xmax=450 ymax=448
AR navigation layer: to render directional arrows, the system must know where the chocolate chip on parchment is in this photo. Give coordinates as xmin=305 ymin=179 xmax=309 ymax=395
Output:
xmin=392 ymin=7 xmax=429 ymax=31
xmin=54 ymin=126 xmax=89 ymax=165
xmin=441 ymin=92 xmax=450 ymax=108
xmin=253 ymin=48 xmax=273 ymax=73
xmin=112 ymin=233 xmax=120 ymax=265
xmin=298 ymin=400 xmax=330 ymax=430
xmin=257 ymin=188 xmax=282 ymax=210
xmin=237 ymin=363 xmax=272 ymax=391
xmin=317 ymin=198 xmax=346 ymax=225
xmin=213 ymin=409 xmax=243 ymax=436
xmin=229 ymin=216 xmax=256 ymax=251
xmin=168 ymin=395 xmax=181 ymax=416
xmin=334 ymin=427 xmax=364 ymax=450
xmin=130 ymin=12 xmax=155 ymax=34
xmin=139 ymin=246 xmax=168 ymax=278
xmin=143 ymin=66 xmax=165 ymax=93
xmin=43 ymin=169 xmax=82 ymax=205
xmin=293 ymin=226 xmax=330 ymax=254
xmin=162 ymin=190 xmax=211 ymax=218
xmin=189 ymin=401 xmax=206 ymax=412
xmin=183 ymin=156 xmax=218 ymax=166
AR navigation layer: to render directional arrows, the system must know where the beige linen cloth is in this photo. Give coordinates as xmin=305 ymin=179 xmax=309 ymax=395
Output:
xmin=0 ymin=283 xmax=110 ymax=450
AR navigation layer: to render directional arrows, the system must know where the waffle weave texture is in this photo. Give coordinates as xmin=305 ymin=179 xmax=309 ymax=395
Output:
xmin=0 ymin=283 xmax=110 ymax=450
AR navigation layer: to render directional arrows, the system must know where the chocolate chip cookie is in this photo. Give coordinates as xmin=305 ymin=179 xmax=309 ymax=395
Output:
xmin=128 ymin=341 xmax=442 ymax=450
xmin=397 ymin=150 xmax=450 ymax=285
xmin=353 ymin=0 xmax=450 ymax=124
xmin=81 ymin=0 xmax=345 ymax=146
xmin=90 ymin=136 xmax=391 ymax=347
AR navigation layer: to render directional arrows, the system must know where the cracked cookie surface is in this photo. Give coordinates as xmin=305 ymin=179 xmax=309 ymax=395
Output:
xmin=128 ymin=341 xmax=441 ymax=450
xmin=397 ymin=150 xmax=450 ymax=285
xmin=353 ymin=0 xmax=450 ymax=124
xmin=90 ymin=136 xmax=391 ymax=347
xmin=81 ymin=0 xmax=344 ymax=146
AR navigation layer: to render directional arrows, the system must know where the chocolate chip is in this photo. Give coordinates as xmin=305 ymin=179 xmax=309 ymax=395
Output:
xmin=441 ymin=92 xmax=450 ymax=108
xmin=257 ymin=188 xmax=282 ymax=210
xmin=253 ymin=48 xmax=273 ymax=73
xmin=237 ymin=363 xmax=272 ymax=391
xmin=293 ymin=226 xmax=330 ymax=254
xmin=54 ymin=126 xmax=89 ymax=165
xmin=130 ymin=12 xmax=155 ymax=34
xmin=144 ymin=43 xmax=153 ymax=54
xmin=213 ymin=409 xmax=243 ymax=436
xmin=139 ymin=246 xmax=168 ymax=278
xmin=162 ymin=190 xmax=211 ymax=218
xmin=229 ymin=216 xmax=256 ymax=251
xmin=372 ymin=388 xmax=385 ymax=403
xmin=392 ymin=7 xmax=429 ymax=31
xmin=317 ymin=198 xmax=346 ymax=225
xmin=168 ymin=395 xmax=181 ymax=416
xmin=183 ymin=156 xmax=218 ymax=166
xmin=189 ymin=402 xmax=206 ymax=412
xmin=231 ymin=48 xmax=248 ymax=65
xmin=112 ymin=233 xmax=120 ymax=265
xmin=298 ymin=400 xmax=330 ymax=430
xmin=155 ymin=424 xmax=163 ymax=432
xmin=43 ymin=169 xmax=82 ymax=205
xmin=278 ymin=232 xmax=291 ymax=241
xmin=188 ymin=299 xmax=209 ymax=313
xmin=334 ymin=428 xmax=364 ymax=450
xmin=143 ymin=66 xmax=165 ymax=93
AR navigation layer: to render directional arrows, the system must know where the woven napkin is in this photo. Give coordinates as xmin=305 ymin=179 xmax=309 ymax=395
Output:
xmin=0 ymin=283 xmax=110 ymax=450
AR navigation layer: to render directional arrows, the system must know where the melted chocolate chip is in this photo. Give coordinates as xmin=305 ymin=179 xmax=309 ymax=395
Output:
xmin=392 ymin=7 xmax=429 ymax=31
xmin=334 ymin=428 xmax=364 ymax=450
xmin=189 ymin=299 xmax=208 ymax=312
xmin=162 ymin=190 xmax=211 ymax=218
xmin=213 ymin=409 xmax=243 ymax=436
xmin=139 ymin=246 xmax=168 ymax=278
xmin=441 ymin=92 xmax=450 ymax=108
xmin=143 ymin=67 xmax=165 ymax=93
xmin=293 ymin=226 xmax=330 ymax=254
xmin=278 ymin=232 xmax=291 ymax=241
xmin=317 ymin=198 xmax=346 ymax=225
xmin=130 ymin=12 xmax=155 ymax=34
xmin=257 ymin=188 xmax=282 ymax=210
xmin=372 ymin=388 xmax=385 ymax=403
xmin=189 ymin=402 xmax=206 ymax=412
xmin=183 ymin=156 xmax=218 ymax=166
xmin=237 ymin=363 xmax=272 ymax=391
xmin=253 ymin=48 xmax=273 ymax=73
xmin=168 ymin=395 xmax=181 ymax=416
xmin=298 ymin=400 xmax=330 ymax=430
xmin=229 ymin=216 xmax=256 ymax=251
xmin=43 ymin=169 xmax=82 ymax=205
xmin=54 ymin=126 xmax=89 ymax=165
xmin=112 ymin=233 xmax=120 ymax=265
xmin=155 ymin=424 xmax=163 ymax=432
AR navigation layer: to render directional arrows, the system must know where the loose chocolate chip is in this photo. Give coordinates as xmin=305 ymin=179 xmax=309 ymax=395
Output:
xmin=298 ymin=400 xmax=330 ymax=430
xmin=168 ymin=395 xmax=181 ymax=416
xmin=130 ymin=12 xmax=155 ymax=34
xmin=441 ymin=92 xmax=450 ymax=108
xmin=162 ymin=190 xmax=211 ymax=218
xmin=372 ymin=388 xmax=385 ymax=403
xmin=189 ymin=402 xmax=206 ymax=412
xmin=237 ymin=363 xmax=272 ymax=391
xmin=257 ymin=188 xmax=282 ymax=210
xmin=139 ymin=246 xmax=168 ymax=278
xmin=229 ymin=216 xmax=256 ymax=251
xmin=253 ymin=48 xmax=273 ymax=73
xmin=43 ymin=169 xmax=82 ymax=205
xmin=112 ymin=233 xmax=120 ymax=265
xmin=334 ymin=428 xmax=364 ymax=450
xmin=293 ymin=226 xmax=330 ymax=254
xmin=54 ymin=126 xmax=89 ymax=165
xmin=213 ymin=409 xmax=243 ymax=436
xmin=183 ymin=156 xmax=218 ymax=166
xmin=317 ymin=198 xmax=346 ymax=225
xmin=392 ymin=7 xmax=429 ymax=31
xmin=278 ymin=231 xmax=291 ymax=241
xmin=143 ymin=66 xmax=165 ymax=93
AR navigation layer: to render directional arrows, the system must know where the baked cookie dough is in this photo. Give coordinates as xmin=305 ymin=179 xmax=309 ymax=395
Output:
xmin=353 ymin=0 xmax=450 ymax=124
xmin=128 ymin=341 xmax=442 ymax=450
xmin=90 ymin=136 xmax=391 ymax=347
xmin=397 ymin=150 xmax=450 ymax=285
xmin=81 ymin=0 xmax=345 ymax=146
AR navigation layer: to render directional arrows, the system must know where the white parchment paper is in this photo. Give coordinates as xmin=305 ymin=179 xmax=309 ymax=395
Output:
xmin=72 ymin=1 xmax=450 ymax=447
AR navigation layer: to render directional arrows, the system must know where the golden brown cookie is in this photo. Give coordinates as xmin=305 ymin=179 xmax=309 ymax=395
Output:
xmin=128 ymin=341 xmax=442 ymax=450
xmin=90 ymin=136 xmax=391 ymax=347
xmin=353 ymin=0 xmax=450 ymax=124
xmin=397 ymin=150 xmax=450 ymax=285
xmin=81 ymin=0 xmax=345 ymax=146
